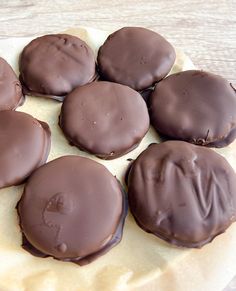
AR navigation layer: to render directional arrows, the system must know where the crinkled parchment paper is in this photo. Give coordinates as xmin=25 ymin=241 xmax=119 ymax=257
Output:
xmin=0 ymin=27 xmax=235 ymax=291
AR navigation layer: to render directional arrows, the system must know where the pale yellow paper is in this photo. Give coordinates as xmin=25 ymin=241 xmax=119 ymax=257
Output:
xmin=0 ymin=27 xmax=235 ymax=291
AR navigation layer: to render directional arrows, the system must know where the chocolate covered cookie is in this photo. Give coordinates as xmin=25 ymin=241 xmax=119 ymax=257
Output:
xmin=149 ymin=70 xmax=236 ymax=147
xmin=17 ymin=156 xmax=127 ymax=265
xmin=128 ymin=141 xmax=236 ymax=248
xmin=0 ymin=57 xmax=23 ymax=110
xmin=59 ymin=81 xmax=150 ymax=159
xmin=97 ymin=27 xmax=176 ymax=91
xmin=0 ymin=110 xmax=50 ymax=188
xmin=19 ymin=34 xmax=96 ymax=100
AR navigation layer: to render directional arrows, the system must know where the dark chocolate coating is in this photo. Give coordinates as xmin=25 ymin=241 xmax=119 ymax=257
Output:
xmin=128 ymin=141 xmax=236 ymax=248
xmin=0 ymin=57 xmax=23 ymax=110
xmin=140 ymin=88 xmax=153 ymax=104
xmin=149 ymin=70 xmax=236 ymax=147
xmin=60 ymin=81 xmax=150 ymax=159
xmin=97 ymin=27 xmax=176 ymax=91
xmin=0 ymin=110 xmax=51 ymax=188
xmin=19 ymin=34 xmax=96 ymax=100
xmin=18 ymin=156 xmax=127 ymax=265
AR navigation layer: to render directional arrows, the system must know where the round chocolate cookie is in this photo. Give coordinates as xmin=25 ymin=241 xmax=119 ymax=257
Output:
xmin=19 ymin=34 xmax=96 ymax=100
xmin=128 ymin=141 xmax=236 ymax=248
xmin=149 ymin=70 xmax=236 ymax=147
xmin=0 ymin=57 xmax=23 ymax=110
xmin=59 ymin=81 xmax=150 ymax=159
xmin=97 ymin=27 xmax=176 ymax=91
xmin=17 ymin=156 xmax=127 ymax=265
xmin=0 ymin=110 xmax=51 ymax=188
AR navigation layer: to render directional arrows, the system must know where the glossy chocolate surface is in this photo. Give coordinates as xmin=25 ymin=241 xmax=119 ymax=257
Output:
xmin=18 ymin=156 xmax=127 ymax=265
xmin=97 ymin=27 xmax=176 ymax=91
xmin=149 ymin=70 xmax=236 ymax=147
xmin=19 ymin=34 xmax=96 ymax=99
xmin=0 ymin=110 xmax=51 ymax=188
xmin=0 ymin=57 xmax=23 ymax=110
xmin=128 ymin=141 xmax=236 ymax=248
xmin=60 ymin=81 xmax=150 ymax=159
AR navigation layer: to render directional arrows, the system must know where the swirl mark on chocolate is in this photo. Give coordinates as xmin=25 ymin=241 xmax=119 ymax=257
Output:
xmin=128 ymin=141 xmax=236 ymax=247
xmin=18 ymin=156 xmax=127 ymax=265
xmin=43 ymin=192 xmax=74 ymax=249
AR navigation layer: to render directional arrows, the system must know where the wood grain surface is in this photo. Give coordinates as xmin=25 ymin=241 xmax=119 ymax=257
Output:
xmin=0 ymin=0 xmax=235 ymax=83
xmin=0 ymin=1 xmax=235 ymax=290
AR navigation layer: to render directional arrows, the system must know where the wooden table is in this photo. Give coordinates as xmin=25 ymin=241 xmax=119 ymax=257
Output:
xmin=0 ymin=0 xmax=235 ymax=84
xmin=0 ymin=1 xmax=235 ymax=290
